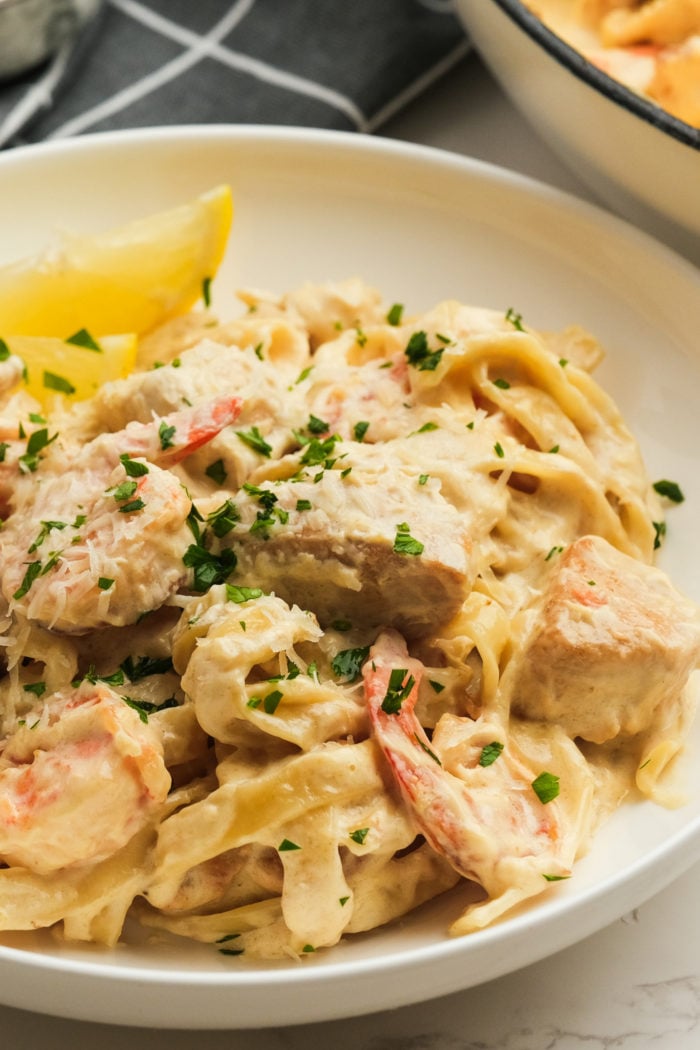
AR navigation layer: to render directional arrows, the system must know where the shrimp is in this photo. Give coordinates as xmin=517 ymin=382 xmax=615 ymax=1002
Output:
xmin=0 ymin=396 xmax=241 ymax=632
xmin=364 ymin=629 xmax=580 ymax=930
xmin=0 ymin=679 xmax=170 ymax=874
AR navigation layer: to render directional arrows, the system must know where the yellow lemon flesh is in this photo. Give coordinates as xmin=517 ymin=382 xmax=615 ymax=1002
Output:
xmin=0 ymin=185 xmax=233 ymax=338
xmin=5 ymin=331 xmax=138 ymax=406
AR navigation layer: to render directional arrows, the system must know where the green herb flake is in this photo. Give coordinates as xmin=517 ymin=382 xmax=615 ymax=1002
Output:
xmin=415 ymin=734 xmax=442 ymax=765
xmin=307 ymin=414 xmax=330 ymax=434
xmin=545 ymin=545 xmax=564 ymax=561
xmin=158 ymin=421 xmax=176 ymax=450
xmin=418 ymin=474 xmax=429 ymax=485
xmin=349 ymin=828 xmax=369 ymax=845
xmin=393 ymin=523 xmax=424 ymax=557
xmin=66 ymin=328 xmax=102 ymax=352
xmin=13 ymin=560 xmax=43 ymax=599
xmin=237 ymin=426 xmax=272 ymax=458
xmin=339 ymin=896 xmax=350 ymax=906
xmin=296 ymin=499 xmax=312 ymax=512
xmin=0 ymin=338 xmax=10 ymax=361
xmin=262 ymin=689 xmax=283 ymax=714
xmin=653 ymin=520 xmax=667 ymax=550
xmin=653 ymin=479 xmax=685 ymax=504
xmin=386 ymin=303 xmax=404 ymax=326
xmin=505 ymin=307 xmax=525 ymax=332
xmin=404 ymin=330 xmax=444 ymax=372
xmin=98 ymin=577 xmax=115 ymax=590
xmin=204 ymin=458 xmax=228 ymax=486
xmin=428 ymin=679 xmax=445 ymax=693
xmin=182 ymin=544 xmax=237 ymax=592
xmin=479 ymin=741 xmax=504 ymax=767
xmin=202 ymin=276 xmax=212 ymax=307
xmin=532 ymin=771 xmax=560 ymax=804
xmin=493 ymin=377 xmax=510 ymax=390
xmin=119 ymin=453 xmax=149 ymax=477
xmin=207 ymin=498 xmax=240 ymax=538
xmin=494 ymin=442 xmax=505 ymax=459
xmin=331 ymin=645 xmax=370 ymax=683
xmin=278 ymin=838 xmax=301 ymax=852
xmin=381 ymin=667 xmax=416 ymax=714
xmin=43 ymin=371 xmax=76 ymax=395
xmin=226 ymin=584 xmax=263 ymax=604
xmin=23 ymin=681 xmax=46 ymax=697
xmin=353 ymin=420 xmax=370 ymax=442
xmin=542 ymin=873 xmax=571 ymax=882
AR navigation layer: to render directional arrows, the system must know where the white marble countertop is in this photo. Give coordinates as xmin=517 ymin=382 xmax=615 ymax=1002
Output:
xmin=2 ymin=53 xmax=699 ymax=1050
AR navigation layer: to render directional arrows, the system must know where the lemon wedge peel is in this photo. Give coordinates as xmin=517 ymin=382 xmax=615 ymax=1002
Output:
xmin=6 ymin=332 xmax=138 ymax=406
xmin=0 ymin=184 xmax=233 ymax=339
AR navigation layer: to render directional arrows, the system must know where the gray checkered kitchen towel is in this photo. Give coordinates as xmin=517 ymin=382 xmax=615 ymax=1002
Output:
xmin=0 ymin=0 xmax=470 ymax=148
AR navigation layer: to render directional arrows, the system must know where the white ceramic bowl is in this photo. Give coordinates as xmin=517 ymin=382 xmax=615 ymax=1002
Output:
xmin=1 ymin=127 xmax=700 ymax=1030
xmin=455 ymin=0 xmax=700 ymax=261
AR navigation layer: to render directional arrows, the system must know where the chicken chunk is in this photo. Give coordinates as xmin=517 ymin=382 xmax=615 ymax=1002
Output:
xmin=509 ymin=535 xmax=700 ymax=743
xmin=222 ymin=442 xmax=472 ymax=637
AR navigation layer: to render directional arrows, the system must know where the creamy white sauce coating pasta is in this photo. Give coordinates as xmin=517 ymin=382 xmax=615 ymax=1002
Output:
xmin=0 ymin=278 xmax=699 ymax=960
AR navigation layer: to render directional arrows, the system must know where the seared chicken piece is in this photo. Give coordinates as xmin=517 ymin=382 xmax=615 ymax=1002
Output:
xmin=221 ymin=441 xmax=473 ymax=637
xmin=509 ymin=535 xmax=700 ymax=743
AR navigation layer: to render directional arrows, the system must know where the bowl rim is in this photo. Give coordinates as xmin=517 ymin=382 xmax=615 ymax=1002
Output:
xmin=486 ymin=0 xmax=700 ymax=151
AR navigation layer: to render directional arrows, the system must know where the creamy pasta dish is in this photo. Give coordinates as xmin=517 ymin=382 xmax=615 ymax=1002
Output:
xmin=0 ymin=244 xmax=699 ymax=960
xmin=528 ymin=0 xmax=700 ymax=128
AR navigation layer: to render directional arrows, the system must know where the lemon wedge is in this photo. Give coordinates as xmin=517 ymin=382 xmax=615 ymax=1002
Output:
xmin=0 ymin=185 xmax=233 ymax=338
xmin=5 ymin=331 xmax=138 ymax=405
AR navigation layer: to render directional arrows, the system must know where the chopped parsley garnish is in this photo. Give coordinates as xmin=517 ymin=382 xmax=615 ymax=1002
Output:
xmin=404 ymin=330 xmax=444 ymax=372
xmin=0 ymin=338 xmax=9 ymax=361
xmin=493 ymin=377 xmax=510 ymax=390
xmin=296 ymin=499 xmax=312 ymax=512
xmin=505 ymin=307 xmax=525 ymax=332
xmin=122 ymin=695 xmax=179 ymax=724
xmin=307 ymin=414 xmax=330 ymax=434
xmin=13 ymin=558 xmax=51 ymax=599
xmin=652 ymin=520 xmax=666 ymax=550
xmin=294 ymin=365 xmax=313 ymax=385
xmin=98 ymin=577 xmax=114 ymax=590
xmin=205 ymin=458 xmax=228 ymax=485
xmin=119 ymin=453 xmax=149 ymax=477
xmin=494 ymin=442 xmax=505 ymax=458
xmin=415 ymin=422 xmax=438 ymax=434
xmin=120 ymin=654 xmax=174 ymax=681
xmin=43 ymin=371 xmax=76 ymax=395
xmin=479 ymin=741 xmax=504 ymax=767
xmin=262 ymin=689 xmax=283 ymax=714
xmin=158 ymin=421 xmax=176 ymax=450
xmin=183 ymin=543 xmax=237 ymax=591
xmin=653 ymin=479 xmax=684 ymax=504
xmin=349 ymin=828 xmax=369 ymax=845
xmin=415 ymin=734 xmax=442 ymax=765
xmin=118 ymin=497 xmax=146 ymax=514
xmin=28 ymin=519 xmax=68 ymax=553
xmin=226 ymin=584 xmax=263 ymax=604
xmin=542 ymin=873 xmax=571 ymax=882
xmin=386 ymin=303 xmax=404 ymax=326
xmin=532 ymin=771 xmax=560 ymax=804
xmin=66 ymin=328 xmax=102 ymax=352
xmin=23 ymin=681 xmax=46 ymax=697
xmin=300 ymin=433 xmax=340 ymax=467
xmin=353 ymin=420 xmax=369 ymax=442
xmin=545 ymin=545 xmax=564 ymax=561
xmin=418 ymin=474 xmax=429 ymax=485
xmin=237 ymin=426 xmax=272 ymax=458
xmin=331 ymin=645 xmax=370 ymax=683
xmin=18 ymin=427 xmax=57 ymax=473
xmin=381 ymin=667 xmax=415 ymax=714
xmin=393 ymin=522 xmax=424 ymax=557
xmin=111 ymin=480 xmax=138 ymax=502
xmin=207 ymin=498 xmax=239 ymax=537
xmin=428 ymin=679 xmax=444 ymax=693
xmin=278 ymin=839 xmax=301 ymax=852
xmin=202 ymin=275 xmax=212 ymax=307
